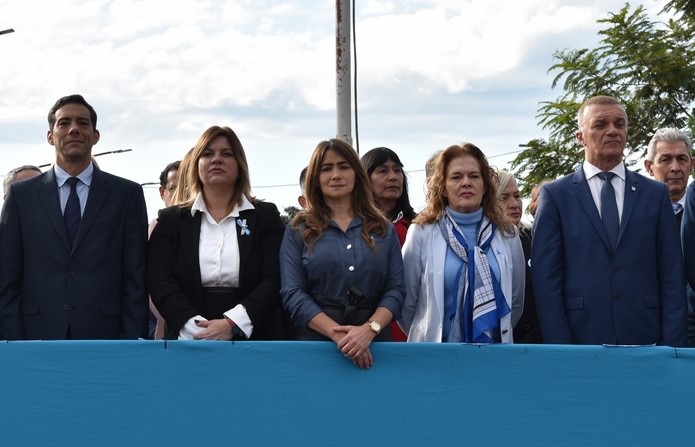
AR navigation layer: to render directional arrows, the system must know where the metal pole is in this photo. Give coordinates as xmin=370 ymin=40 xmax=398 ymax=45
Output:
xmin=336 ymin=0 xmax=352 ymax=145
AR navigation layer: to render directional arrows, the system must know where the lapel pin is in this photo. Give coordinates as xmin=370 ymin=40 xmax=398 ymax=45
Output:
xmin=631 ymin=186 xmax=636 ymax=191
xmin=236 ymin=218 xmax=251 ymax=236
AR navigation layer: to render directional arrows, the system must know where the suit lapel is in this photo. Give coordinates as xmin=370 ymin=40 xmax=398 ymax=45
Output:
xmin=74 ymin=168 xmax=108 ymax=252
xmin=572 ymin=168 xmax=612 ymax=250
xmin=38 ymin=169 xmax=72 ymax=252
xmin=180 ymin=210 xmax=203 ymax=288
xmin=235 ymin=209 xmax=256 ymax=285
xmin=618 ymin=170 xmax=640 ymax=246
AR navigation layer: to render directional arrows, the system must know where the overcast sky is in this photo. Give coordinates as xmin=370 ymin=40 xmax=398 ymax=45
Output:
xmin=0 ymin=0 xmax=668 ymax=220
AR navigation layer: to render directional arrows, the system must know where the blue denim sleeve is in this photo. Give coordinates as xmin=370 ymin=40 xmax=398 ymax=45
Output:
xmin=279 ymin=224 xmax=324 ymax=328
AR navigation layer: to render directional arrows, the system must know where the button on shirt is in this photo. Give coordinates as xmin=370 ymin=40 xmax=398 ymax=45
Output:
xmin=280 ymin=217 xmax=406 ymax=328
xmin=584 ymin=160 xmax=625 ymax=223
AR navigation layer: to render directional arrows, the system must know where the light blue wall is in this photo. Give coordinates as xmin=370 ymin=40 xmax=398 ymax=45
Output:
xmin=0 ymin=341 xmax=691 ymax=446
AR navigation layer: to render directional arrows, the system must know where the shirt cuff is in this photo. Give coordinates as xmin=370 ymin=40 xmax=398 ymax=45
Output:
xmin=223 ymin=305 xmax=252 ymax=338
xmin=178 ymin=315 xmax=206 ymax=340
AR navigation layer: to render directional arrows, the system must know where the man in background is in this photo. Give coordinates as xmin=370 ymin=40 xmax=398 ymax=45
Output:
xmin=644 ymin=127 xmax=694 ymax=225
xmin=147 ymin=160 xmax=181 ymax=339
xmin=3 ymin=165 xmax=42 ymax=200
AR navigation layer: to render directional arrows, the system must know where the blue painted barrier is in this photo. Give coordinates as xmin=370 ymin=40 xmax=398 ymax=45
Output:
xmin=0 ymin=341 xmax=690 ymax=446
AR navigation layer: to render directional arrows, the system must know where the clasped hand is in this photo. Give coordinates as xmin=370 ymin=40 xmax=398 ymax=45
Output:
xmin=193 ymin=318 xmax=233 ymax=340
xmin=333 ymin=324 xmax=376 ymax=369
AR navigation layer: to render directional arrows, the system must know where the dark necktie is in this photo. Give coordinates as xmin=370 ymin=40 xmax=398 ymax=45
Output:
xmin=64 ymin=177 xmax=81 ymax=247
xmin=597 ymin=172 xmax=619 ymax=249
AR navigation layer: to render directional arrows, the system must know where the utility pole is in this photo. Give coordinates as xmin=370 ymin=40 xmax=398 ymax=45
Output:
xmin=336 ymin=0 xmax=352 ymax=146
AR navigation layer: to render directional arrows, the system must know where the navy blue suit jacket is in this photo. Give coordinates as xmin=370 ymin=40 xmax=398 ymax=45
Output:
xmin=0 ymin=168 xmax=149 ymax=340
xmin=531 ymin=166 xmax=687 ymax=346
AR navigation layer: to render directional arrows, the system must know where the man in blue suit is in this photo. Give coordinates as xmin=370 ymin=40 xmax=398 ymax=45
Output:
xmin=532 ymin=95 xmax=687 ymax=346
xmin=0 ymin=94 xmax=148 ymax=340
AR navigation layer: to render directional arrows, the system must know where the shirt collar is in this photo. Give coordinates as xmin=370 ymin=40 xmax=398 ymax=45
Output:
xmin=54 ymin=162 xmax=95 ymax=187
xmin=583 ymin=160 xmax=625 ymax=181
xmin=190 ymin=192 xmax=255 ymax=218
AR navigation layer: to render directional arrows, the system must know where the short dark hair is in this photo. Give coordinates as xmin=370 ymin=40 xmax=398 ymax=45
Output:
xmin=47 ymin=94 xmax=98 ymax=130
xmin=159 ymin=160 xmax=181 ymax=187
xmin=299 ymin=166 xmax=308 ymax=194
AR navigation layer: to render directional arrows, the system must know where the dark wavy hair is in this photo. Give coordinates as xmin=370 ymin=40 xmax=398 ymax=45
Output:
xmin=360 ymin=147 xmax=416 ymax=221
xmin=293 ymin=139 xmax=388 ymax=250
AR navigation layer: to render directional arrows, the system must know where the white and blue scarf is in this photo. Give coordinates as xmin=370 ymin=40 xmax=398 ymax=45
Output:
xmin=439 ymin=210 xmax=510 ymax=343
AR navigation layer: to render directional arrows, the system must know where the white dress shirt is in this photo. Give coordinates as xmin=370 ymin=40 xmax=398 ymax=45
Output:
xmin=178 ymin=193 xmax=256 ymax=340
xmin=583 ymin=160 xmax=626 ymax=223
xmin=54 ymin=162 xmax=94 ymax=216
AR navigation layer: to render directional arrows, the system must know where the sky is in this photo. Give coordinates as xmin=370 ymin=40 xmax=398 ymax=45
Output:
xmin=0 ymin=0 xmax=669 ymax=221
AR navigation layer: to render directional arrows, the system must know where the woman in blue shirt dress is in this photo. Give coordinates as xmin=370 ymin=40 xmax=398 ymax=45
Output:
xmin=280 ymin=139 xmax=406 ymax=369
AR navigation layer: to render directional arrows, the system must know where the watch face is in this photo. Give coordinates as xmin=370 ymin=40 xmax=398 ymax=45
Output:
xmin=369 ymin=321 xmax=381 ymax=333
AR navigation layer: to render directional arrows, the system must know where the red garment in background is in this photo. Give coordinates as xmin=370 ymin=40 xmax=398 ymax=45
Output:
xmin=390 ymin=216 xmax=410 ymax=341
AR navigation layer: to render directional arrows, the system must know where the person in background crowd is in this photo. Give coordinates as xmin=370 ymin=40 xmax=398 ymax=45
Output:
xmin=298 ymin=166 xmax=308 ymax=209
xmin=360 ymin=147 xmax=416 ymax=341
xmin=3 ymin=165 xmax=42 ymax=200
xmin=360 ymin=147 xmax=417 ymax=246
xmin=401 ymin=143 xmax=524 ymax=343
xmin=424 ymin=150 xmax=443 ymax=200
xmin=147 ymin=126 xmax=286 ymax=340
xmin=528 ymin=180 xmax=551 ymax=218
xmin=280 ymin=139 xmax=405 ymax=369
xmin=532 ymin=95 xmax=686 ymax=346
xmin=146 ymin=160 xmax=181 ymax=339
xmin=646 ymin=128 xmax=695 ymax=346
xmin=0 ymin=94 xmax=148 ymax=339
xmin=496 ymin=170 xmax=542 ymax=343
xmin=644 ymin=127 xmax=693 ymax=225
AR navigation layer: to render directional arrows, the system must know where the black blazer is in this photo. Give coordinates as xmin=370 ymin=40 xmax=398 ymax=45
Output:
xmin=147 ymin=200 xmax=286 ymax=340
xmin=0 ymin=168 xmax=149 ymax=340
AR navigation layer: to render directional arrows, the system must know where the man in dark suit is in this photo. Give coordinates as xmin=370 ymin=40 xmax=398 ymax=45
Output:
xmin=532 ymin=95 xmax=687 ymax=346
xmin=0 ymin=94 xmax=148 ymax=340
xmin=644 ymin=128 xmax=695 ymax=345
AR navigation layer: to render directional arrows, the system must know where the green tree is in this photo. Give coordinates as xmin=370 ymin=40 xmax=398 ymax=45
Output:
xmin=280 ymin=205 xmax=302 ymax=225
xmin=511 ymin=3 xmax=695 ymax=196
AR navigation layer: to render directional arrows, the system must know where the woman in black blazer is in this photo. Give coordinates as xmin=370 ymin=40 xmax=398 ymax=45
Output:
xmin=147 ymin=126 xmax=286 ymax=340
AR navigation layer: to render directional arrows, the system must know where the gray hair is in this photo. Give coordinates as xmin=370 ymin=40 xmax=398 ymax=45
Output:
xmin=576 ymin=95 xmax=625 ymax=129
xmin=3 ymin=165 xmax=42 ymax=194
xmin=496 ymin=170 xmax=516 ymax=198
xmin=646 ymin=127 xmax=693 ymax=162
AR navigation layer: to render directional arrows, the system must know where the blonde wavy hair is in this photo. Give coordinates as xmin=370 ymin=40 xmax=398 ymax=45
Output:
xmin=171 ymin=126 xmax=256 ymax=208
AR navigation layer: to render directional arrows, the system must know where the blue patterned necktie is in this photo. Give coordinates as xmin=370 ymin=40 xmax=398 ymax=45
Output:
xmin=673 ymin=202 xmax=683 ymax=215
xmin=597 ymin=172 xmax=619 ymax=249
xmin=64 ymin=177 xmax=81 ymax=247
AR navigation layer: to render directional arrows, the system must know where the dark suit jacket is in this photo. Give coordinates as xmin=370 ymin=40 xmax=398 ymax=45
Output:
xmin=531 ymin=167 xmax=687 ymax=346
xmin=146 ymin=201 xmax=286 ymax=340
xmin=0 ymin=168 xmax=149 ymax=340
xmin=513 ymin=225 xmax=543 ymax=343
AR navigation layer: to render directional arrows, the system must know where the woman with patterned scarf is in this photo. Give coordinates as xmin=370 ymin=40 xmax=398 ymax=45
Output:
xmin=400 ymin=143 xmax=525 ymax=343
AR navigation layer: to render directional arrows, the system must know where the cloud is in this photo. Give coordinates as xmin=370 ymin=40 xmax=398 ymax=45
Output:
xmin=0 ymin=0 xmax=672 ymax=216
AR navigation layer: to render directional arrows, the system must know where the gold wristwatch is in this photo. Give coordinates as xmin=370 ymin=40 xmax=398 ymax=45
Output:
xmin=367 ymin=320 xmax=382 ymax=335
